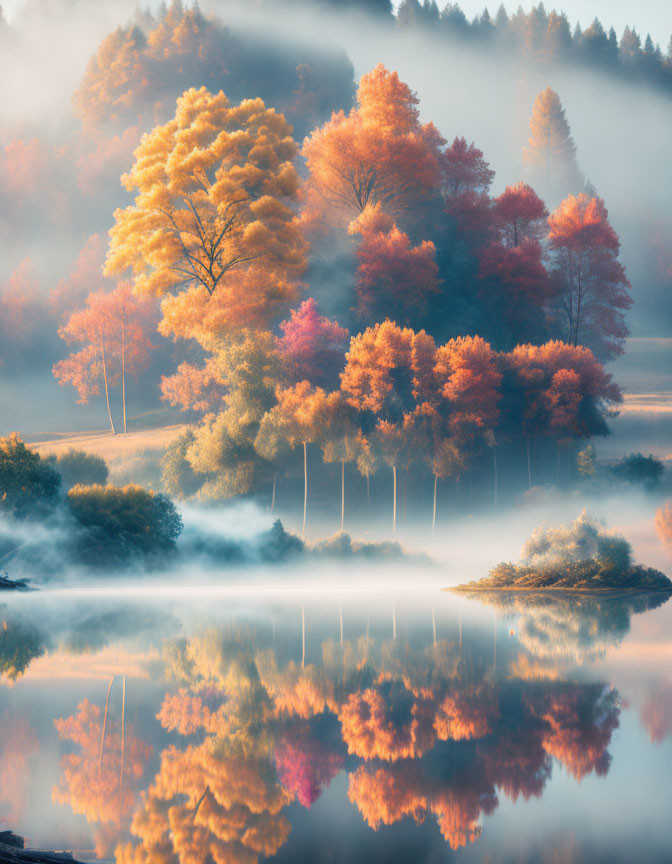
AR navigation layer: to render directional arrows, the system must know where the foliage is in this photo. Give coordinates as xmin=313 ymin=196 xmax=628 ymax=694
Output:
xmin=0 ymin=434 xmax=61 ymax=519
xmin=161 ymin=430 xmax=203 ymax=499
xmin=576 ymin=444 xmax=597 ymax=478
xmin=655 ymin=502 xmax=672 ymax=556
xmin=105 ymin=87 xmax=306 ymax=348
xmin=47 ymin=449 xmax=109 ymax=491
xmin=67 ymin=483 xmax=183 ymax=564
xmin=459 ymin=511 xmax=672 ymax=591
xmin=610 ymin=453 xmax=665 ymax=489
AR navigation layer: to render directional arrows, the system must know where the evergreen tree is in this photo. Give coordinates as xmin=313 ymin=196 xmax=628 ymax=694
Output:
xmin=523 ymin=87 xmax=584 ymax=203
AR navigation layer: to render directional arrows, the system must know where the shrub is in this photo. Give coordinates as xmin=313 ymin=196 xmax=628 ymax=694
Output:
xmin=610 ymin=453 xmax=664 ymax=490
xmin=0 ymin=434 xmax=61 ymax=518
xmin=67 ymin=483 xmax=183 ymax=565
xmin=47 ymin=448 xmax=108 ymax=491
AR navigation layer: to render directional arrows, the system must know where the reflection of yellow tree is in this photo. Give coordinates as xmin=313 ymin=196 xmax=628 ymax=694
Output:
xmin=53 ymin=698 xmax=151 ymax=856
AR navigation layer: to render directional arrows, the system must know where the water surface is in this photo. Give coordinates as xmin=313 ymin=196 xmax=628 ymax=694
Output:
xmin=1 ymin=586 xmax=670 ymax=863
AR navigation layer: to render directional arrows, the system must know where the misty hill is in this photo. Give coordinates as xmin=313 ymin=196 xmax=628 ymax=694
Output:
xmin=456 ymin=511 xmax=672 ymax=592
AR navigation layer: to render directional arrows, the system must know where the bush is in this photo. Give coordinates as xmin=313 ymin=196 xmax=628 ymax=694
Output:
xmin=459 ymin=511 xmax=671 ymax=592
xmin=67 ymin=483 xmax=183 ymax=565
xmin=47 ymin=448 xmax=108 ymax=491
xmin=0 ymin=434 xmax=61 ymax=518
xmin=610 ymin=453 xmax=664 ymax=490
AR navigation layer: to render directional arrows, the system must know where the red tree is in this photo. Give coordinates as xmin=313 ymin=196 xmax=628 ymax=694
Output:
xmin=547 ymin=194 xmax=632 ymax=359
xmin=54 ymin=284 xmax=156 ymax=434
xmin=349 ymin=206 xmax=439 ymax=326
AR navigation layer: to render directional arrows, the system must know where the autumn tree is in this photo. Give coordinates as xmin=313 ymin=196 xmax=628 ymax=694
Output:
xmin=54 ymin=284 xmax=156 ymax=434
xmin=302 ymin=63 xmax=444 ymax=226
xmin=341 ymin=321 xmax=436 ymax=532
xmin=276 ymin=298 xmax=349 ymax=390
xmin=547 ymin=194 xmax=632 ymax=360
xmin=105 ymin=87 xmax=306 ymax=350
xmin=523 ymin=87 xmax=584 ymax=202
xmin=501 ymin=341 xmax=621 ymax=486
xmin=478 ymin=182 xmax=550 ymax=345
xmin=349 ymin=204 xmax=439 ymax=325
xmin=255 ymin=382 xmax=333 ymax=536
xmin=435 ymin=335 xmax=502 ymax=502
xmin=321 ymin=393 xmax=362 ymax=532
xmin=75 ymin=1 xmax=354 ymax=139
xmin=175 ymin=331 xmax=285 ymax=501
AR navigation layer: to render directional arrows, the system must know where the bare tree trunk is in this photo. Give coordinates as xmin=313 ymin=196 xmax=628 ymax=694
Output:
xmin=432 ymin=473 xmax=438 ymax=535
xmin=302 ymin=441 xmax=307 ymax=539
xmin=100 ymin=331 xmax=116 ymax=435
xmin=121 ymin=299 xmax=127 ymax=434
xmin=392 ymin=465 xmax=397 ymax=535
xmin=340 ymin=459 xmax=345 ymax=532
xmin=271 ymin=471 xmax=277 ymax=512
xmin=98 ymin=675 xmax=115 ymax=777
xmin=526 ymin=438 xmax=532 ymax=489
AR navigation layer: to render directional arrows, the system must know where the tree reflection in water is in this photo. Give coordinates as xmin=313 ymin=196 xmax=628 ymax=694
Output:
xmin=1 ymin=591 xmax=666 ymax=859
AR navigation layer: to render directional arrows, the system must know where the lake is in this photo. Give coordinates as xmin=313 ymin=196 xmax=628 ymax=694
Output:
xmin=1 ymin=585 xmax=671 ymax=863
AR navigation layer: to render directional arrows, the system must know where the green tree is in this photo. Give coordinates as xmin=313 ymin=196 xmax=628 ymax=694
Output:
xmin=0 ymin=434 xmax=61 ymax=518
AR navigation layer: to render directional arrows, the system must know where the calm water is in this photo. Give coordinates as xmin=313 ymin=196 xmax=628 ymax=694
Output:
xmin=1 ymin=586 xmax=671 ymax=863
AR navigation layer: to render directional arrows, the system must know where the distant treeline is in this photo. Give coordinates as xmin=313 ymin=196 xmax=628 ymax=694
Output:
xmin=315 ymin=0 xmax=672 ymax=97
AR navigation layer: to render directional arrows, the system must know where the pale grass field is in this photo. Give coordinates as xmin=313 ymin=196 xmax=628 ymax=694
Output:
xmin=31 ymin=424 xmax=189 ymax=486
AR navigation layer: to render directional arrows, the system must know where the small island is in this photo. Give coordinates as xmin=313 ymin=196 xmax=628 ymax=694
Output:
xmin=454 ymin=511 xmax=672 ymax=593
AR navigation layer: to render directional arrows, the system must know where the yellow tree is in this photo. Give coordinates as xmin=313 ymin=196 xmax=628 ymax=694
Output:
xmin=523 ymin=87 xmax=583 ymax=203
xmin=105 ymin=86 xmax=307 ymax=347
xmin=255 ymin=382 xmax=331 ymax=537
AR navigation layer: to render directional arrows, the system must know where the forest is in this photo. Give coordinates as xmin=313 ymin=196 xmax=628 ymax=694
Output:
xmin=0 ymin=0 xmax=671 ymax=544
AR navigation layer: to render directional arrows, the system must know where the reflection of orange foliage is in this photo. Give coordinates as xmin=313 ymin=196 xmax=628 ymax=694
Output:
xmin=275 ymin=728 xmax=343 ymax=807
xmin=256 ymin=653 xmax=336 ymax=718
xmin=0 ymin=713 xmax=38 ymax=824
xmin=434 ymin=686 xmax=498 ymax=741
xmin=640 ymin=687 xmax=672 ymax=743
xmin=655 ymin=502 xmax=672 ymax=556
xmin=119 ymin=740 xmax=291 ymax=864
xmin=338 ymin=681 xmax=435 ymax=760
xmin=530 ymin=685 xmax=619 ymax=780
xmin=348 ymin=762 xmax=493 ymax=850
xmin=52 ymin=698 xmax=151 ymax=826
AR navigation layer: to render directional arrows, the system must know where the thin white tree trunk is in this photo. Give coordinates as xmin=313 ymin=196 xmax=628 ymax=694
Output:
xmin=100 ymin=331 xmax=116 ymax=435
xmin=98 ymin=675 xmax=115 ymax=777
